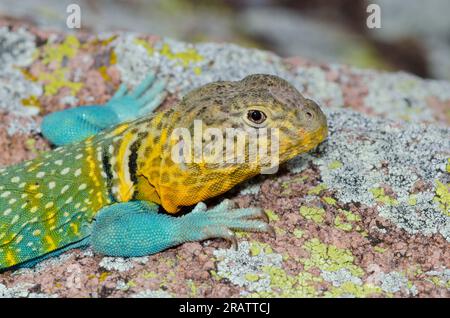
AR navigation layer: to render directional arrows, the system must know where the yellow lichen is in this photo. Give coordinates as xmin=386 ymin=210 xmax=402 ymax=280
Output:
xmin=328 ymin=160 xmax=343 ymax=170
xmin=299 ymin=206 xmax=325 ymax=224
xmin=160 ymin=43 xmax=204 ymax=67
xmin=36 ymin=68 xmax=83 ymax=96
xmin=370 ymin=187 xmax=399 ymax=206
xmin=308 ymin=183 xmax=328 ymax=195
xmin=407 ymin=195 xmax=417 ymax=206
xmin=264 ymin=209 xmax=279 ymax=222
xmin=323 ymin=197 xmax=337 ymax=205
xmin=99 ymin=271 xmax=110 ymax=282
xmin=301 ymin=238 xmax=364 ymax=277
xmin=434 ymin=180 xmax=450 ymax=216
xmin=41 ymin=35 xmax=80 ymax=65
xmin=245 ymin=273 xmax=260 ymax=282
xmin=293 ymin=229 xmax=304 ymax=238
xmin=324 ymin=281 xmax=383 ymax=298
xmin=334 ymin=215 xmax=353 ymax=232
xmin=373 ymin=246 xmax=386 ymax=253
xmin=134 ymin=38 xmax=155 ymax=55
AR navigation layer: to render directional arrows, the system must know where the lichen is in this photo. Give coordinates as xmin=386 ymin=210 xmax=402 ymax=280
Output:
xmin=301 ymin=238 xmax=364 ymax=277
xmin=434 ymin=180 xmax=450 ymax=216
xmin=213 ymin=241 xmax=283 ymax=293
xmin=299 ymin=206 xmax=325 ymax=224
xmin=41 ymin=35 xmax=80 ymax=65
xmin=315 ymin=109 xmax=450 ymax=241
xmin=370 ymin=187 xmax=399 ymax=206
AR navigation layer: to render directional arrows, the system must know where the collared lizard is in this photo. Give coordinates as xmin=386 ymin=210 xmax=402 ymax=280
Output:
xmin=0 ymin=73 xmax=327 ymax=270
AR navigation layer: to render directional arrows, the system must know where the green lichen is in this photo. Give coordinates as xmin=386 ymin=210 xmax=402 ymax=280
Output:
xmin=374 ymin=246 xmax=386 ymax=254
xmin=446 ymin=158 xmax=450 ymax=173
xmin=324 ymin=281 xmax=383 ymax=298
xmin=434 ymin=180 xmax=450 ymax=216
xmin=141 ymin=271 xmax=158 ymax=279
xmin=250 ymin=241 xmax=273 ymax=256
xmin=299 ymin=206 xmax=325 ymax=223
xmin=293 ymin=229 xmax=304 ymax=238
xmin=407 ymin=195 xmax=418 ymax=206
xmin=308 ymin=183 xmax=327 ymax=195
xmin=323 ymin=197 xmax=337 ymax=205
xmin=248 ymin=266 xmax=320 ymax=298
xmin=341 ymin=210 xmax=361 ymax=222
xmin=328 ymin=160 xmax=343 ymax=170
xmin=264 ymin=209 xmax=279 ymax=222
xmin=370 ymin=187 xmax=399 ymax=206
xmin=334 ymin=215 xmax=353 ymax=232
xmin=186 ymin=279 xmax=198 ymax=297
xmin=244 ymin=273 xmax=260 ymax=282
xmin=301 ymin=239 xmax=364 ymax=277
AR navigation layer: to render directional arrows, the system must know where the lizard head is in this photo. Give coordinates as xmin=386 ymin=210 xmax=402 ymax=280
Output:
xmin=155 ymin=74 xmax=328 ymax=212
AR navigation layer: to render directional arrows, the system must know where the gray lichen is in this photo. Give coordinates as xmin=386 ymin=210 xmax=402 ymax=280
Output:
xmin=296 ymin=108 xmax=450 ymax=240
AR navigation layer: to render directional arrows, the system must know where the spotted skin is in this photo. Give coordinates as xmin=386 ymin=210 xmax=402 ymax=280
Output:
xmin=0 ymin=74 xmax=328 ymax=270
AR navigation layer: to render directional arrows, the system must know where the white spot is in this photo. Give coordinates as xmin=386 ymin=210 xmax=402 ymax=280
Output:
xmin=75 ymin=203 xmax=81 ymax=209
xmin=21 ymin=202 xmax=27 ymax=209
xmin=30 ymin=206 xmax=38 ymax=213
xmin=61 ymin=185 xmax=70 ymax=194
xmin=19 ymin=182 xmax=26 ymax=188
xmin=48 ymin=181 xmax=56 ymax=189
xmin=3 ymin=208 xmax=12 ymax=216
xmin=45 ymin=202 xmax=54 ymax=209
xmin=108 ymin=145 xmax=114 ymax=154
xmin=65 ymin=197 xmax=73 ymax=204
xmin=1 ymin=191 xmax=11 ymax=198
xmin=32 ymin=229 xmax=41 ymax=236
xmin=21 ymin=193 xmax=28 ymax=199
xmin=74 ymin=168 xmax=82 ymax=177
xmin=11 ymin=176 xmax=20 ymax=183
xmin=27 ymin=242 xmax=34 ymax=247
xmin=36 ymin=171 xmax=46 ymax=178
xmin=55 ymin=160 xmax=63 ymax=166
xmin=75 ymin=154 xmax=83 ymax=159
xmin=8 ymin=198 xmax=17 ymax=205
xmin=61 ymin=167 xmax=70 ymax=175
xmin=16 ymin=235 xmax=23 ymax=244
xmin=11 ymin=215 xmax=19 ymax=224
xmin=78 ymin=183 xmax=87 ymax=190
xmin=35 ymin=193 xmax=43 ymax=199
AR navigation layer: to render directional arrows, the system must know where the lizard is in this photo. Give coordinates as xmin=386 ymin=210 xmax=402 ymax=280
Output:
xmin=0 ymin=73 xmax=328 ymax=271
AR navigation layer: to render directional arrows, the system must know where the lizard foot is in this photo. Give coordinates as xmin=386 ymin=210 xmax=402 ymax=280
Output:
xmin=107 ymin=72 xmax=167 ymax=122
xmin=180 ymin=199 xmax=275 ymax=250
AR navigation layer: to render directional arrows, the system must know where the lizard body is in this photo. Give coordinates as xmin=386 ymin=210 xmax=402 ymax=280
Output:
xmin=0 ymin=74 xmax=327 ymax=270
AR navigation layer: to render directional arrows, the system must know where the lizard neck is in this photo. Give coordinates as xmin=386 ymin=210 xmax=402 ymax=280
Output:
xmin=102 ymin=110 xmax=170 ymax=204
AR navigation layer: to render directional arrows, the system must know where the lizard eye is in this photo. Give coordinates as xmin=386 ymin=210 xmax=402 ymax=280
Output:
xmin=247 ymin=110 xmax=267 ymax=125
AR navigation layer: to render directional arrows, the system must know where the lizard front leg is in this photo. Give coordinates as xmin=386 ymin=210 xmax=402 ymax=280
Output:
xmin=41 ymin=73 xmax=167 ymax=146
xmin=90 ymin=200 xmax=273 ymax=257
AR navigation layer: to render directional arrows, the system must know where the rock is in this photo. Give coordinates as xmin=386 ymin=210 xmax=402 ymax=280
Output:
xmin=0 ymin=20 xmax=449 ymax=298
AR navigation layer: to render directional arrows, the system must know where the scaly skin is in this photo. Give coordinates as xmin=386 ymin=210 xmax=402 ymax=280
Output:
xmin=0 ymin=74 xmax=327 ymax=270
